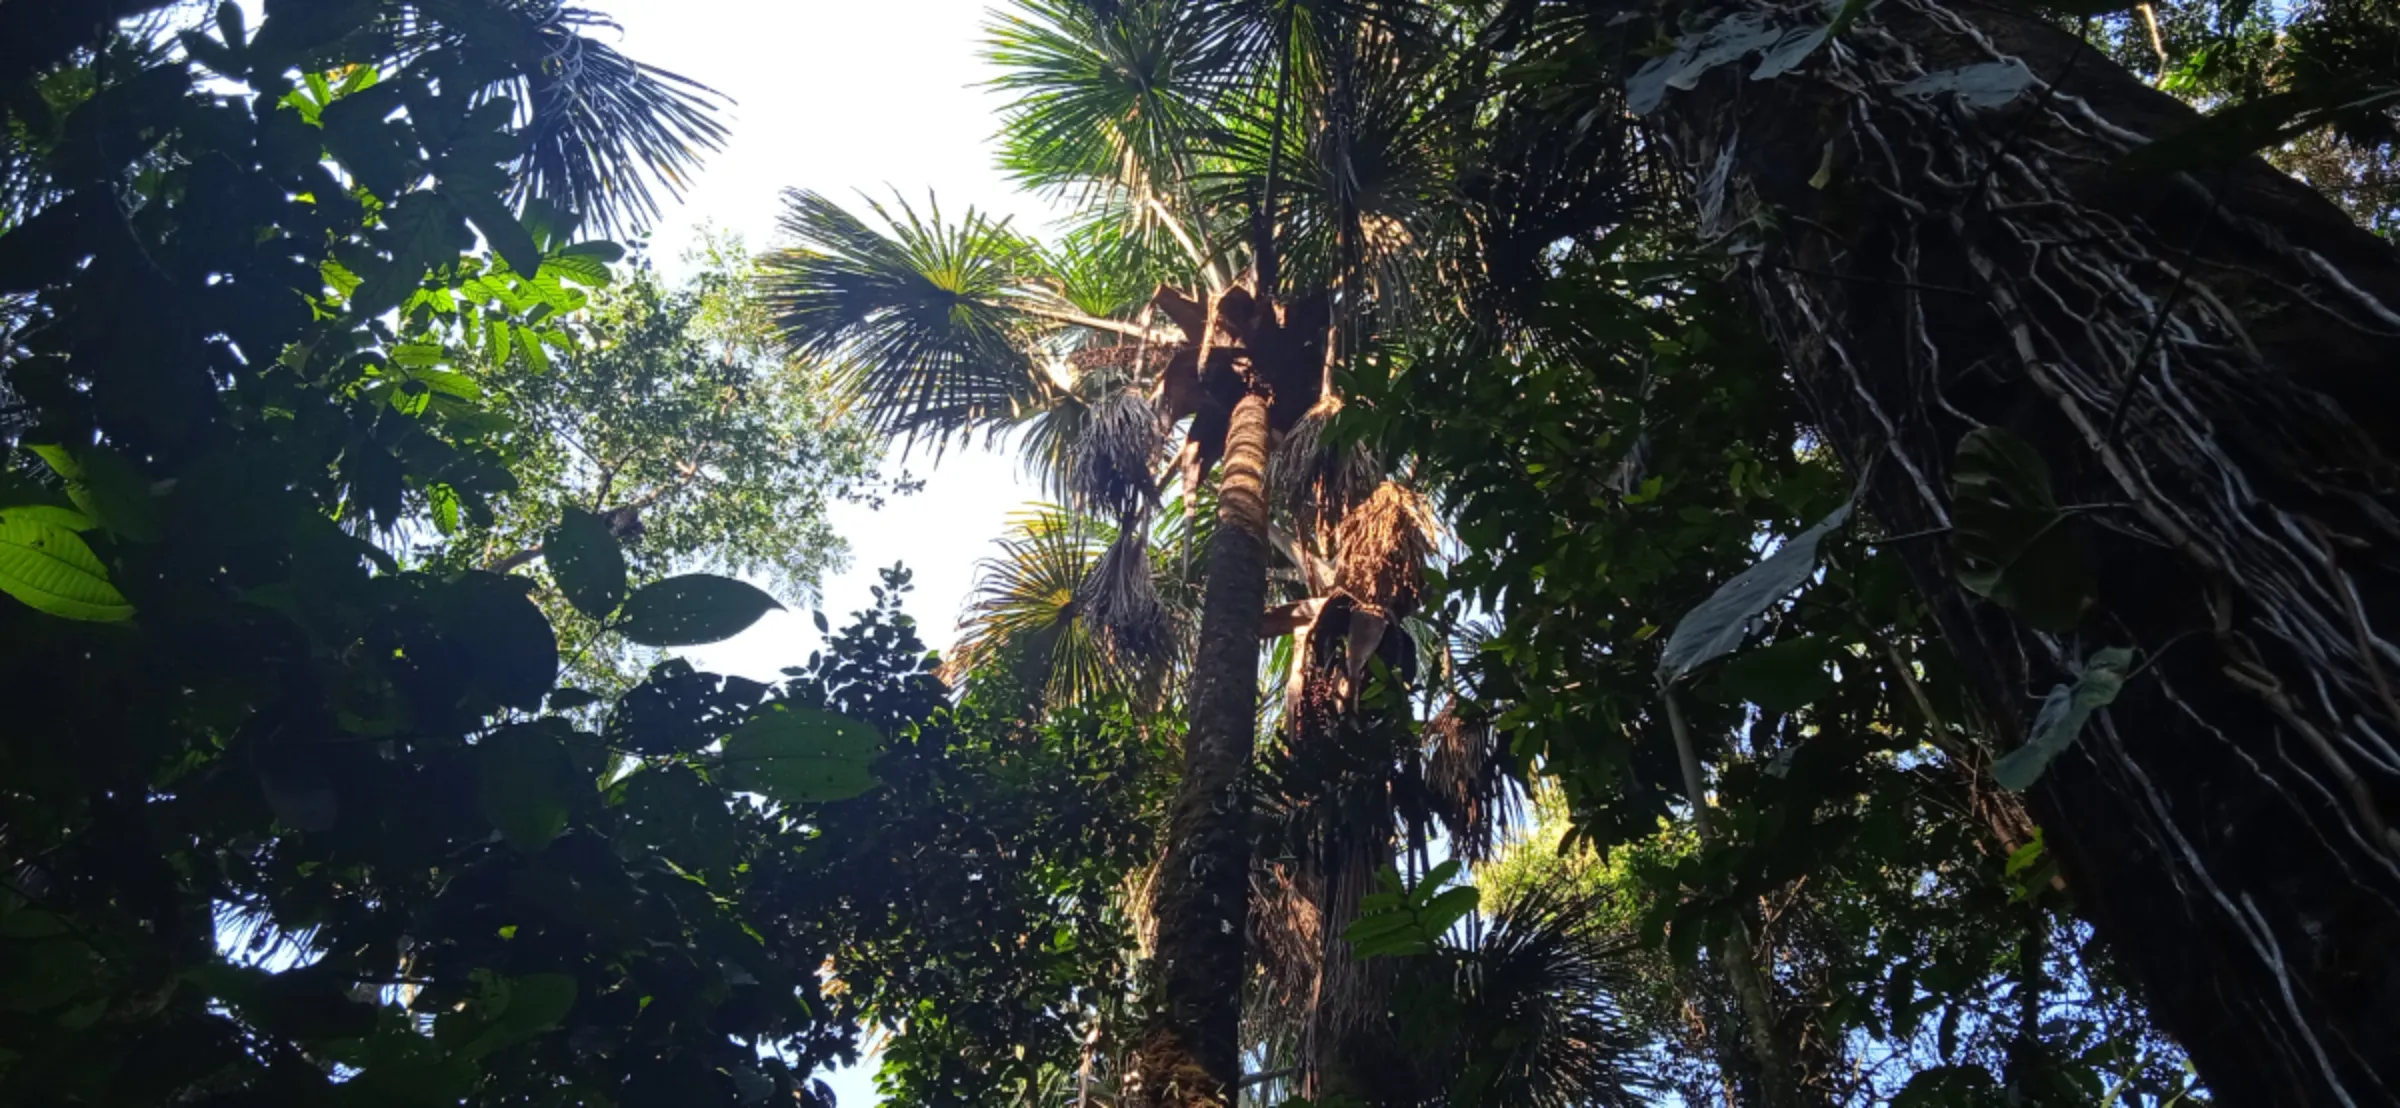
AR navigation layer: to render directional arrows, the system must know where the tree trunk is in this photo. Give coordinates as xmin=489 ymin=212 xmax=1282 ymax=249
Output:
xmin=1650 ymin=1 xmax=2400 ymax=1102
xmin=1131 ymin=391 xmax=1275 ymax=1108
xmin=1667 ymin=689 xmax=1818 ymax=1108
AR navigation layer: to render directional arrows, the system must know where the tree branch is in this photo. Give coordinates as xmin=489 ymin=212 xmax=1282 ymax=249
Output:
xmin=1015 ymin=301 xmax=1180 ymax=342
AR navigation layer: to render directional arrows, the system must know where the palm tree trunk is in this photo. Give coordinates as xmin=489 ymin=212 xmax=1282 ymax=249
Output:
xmin=1650 ymin=1 xmax=2400 ymax=1101
xmin=1133 ymin=391 xmax=1275 ymax=1108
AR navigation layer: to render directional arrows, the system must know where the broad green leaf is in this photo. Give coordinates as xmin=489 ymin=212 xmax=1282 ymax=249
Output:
xmin=1707 ymin=635 xmax=1841 ymax=714
xmin=1993 ymin=648 xmax=2135 ymax=791
xmin=1658 ymin=502 xmax=1852 ymax=681
xmin=439 ymin=573 xmax=558 ymax=712
xmin=516 ymin=325 xmax=551 ymax=373
xmin=552 ymin=240 xmax=626 ymax=265
xmin=1413 ymin=860 xmax=1464 ymax=907
xmin=388 ymin=342 xmax=445 ymax=367
xmin=1341 ymin=865 xmax=1479 ymax=959
xmin=0 ymin=518 xmax=133 ymax=621
xmin=30 ymin=444 xmax=159 ymax=542
xmin=1950 ymin=427 xmax=2094 ymax=631
xmin=478 ymin=723 xmax=575 ymax=853
xmin=717 ymin=705 xmax=881 ymax=805
xmin=540 ymin=252 xmax=613 ymax=287
xmin=1419 ymin=885 xmax=1481 ymax=936
xmin=440 ymin=973 xmax=577 ymax=1059
xmin=0 ymin=505 xmax=92 ymax=531
xmin=451 ymin=190 xmax=544 ymax=278
xmin=428 ymin=483 xmax=461 ymax=534
xmin=616 ymin=574 xmax=783 ymax=646
xmin=546 ymin=508 xmax=627 ymax=619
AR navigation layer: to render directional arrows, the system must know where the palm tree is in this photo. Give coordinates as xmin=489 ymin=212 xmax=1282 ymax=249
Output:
xmin=760 ymin=2 xmax=1501 ymax=1102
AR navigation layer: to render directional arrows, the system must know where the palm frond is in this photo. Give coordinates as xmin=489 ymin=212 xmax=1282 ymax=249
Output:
xmin=985 ymin=0 xmax=1221 ymax=203
xmin=1429 ymin=888 xmax=1656 ymax=1108
xmin=1190 ymin=16 xmax=1466 ymax=313
xmin=393 ymin=0 xmax=729 ymax=234
xmin=760 ymin=189 xmax=1048 ymax=446
xmin=1423 ymin=705 xmax=1517 ymax=866
xmin=945 ymin=505 xmax=1119 ymax=705
xmin=1068 ymin=385 xmax=1166 ymax=520
xmin=1081 ymin=524 xmax=1171 ymax=667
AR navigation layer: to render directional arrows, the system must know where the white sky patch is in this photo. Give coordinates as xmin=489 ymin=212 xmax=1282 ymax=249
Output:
xmin=598 ymin=3 xmax=1058 ymax=1102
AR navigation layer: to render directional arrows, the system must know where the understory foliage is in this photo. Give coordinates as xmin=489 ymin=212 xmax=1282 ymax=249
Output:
xmin=0 ymin=5 xmax=1148 ymax=1105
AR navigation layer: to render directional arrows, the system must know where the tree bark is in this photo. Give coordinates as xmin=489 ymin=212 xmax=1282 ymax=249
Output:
xmin=1650 ymin=2 xmax=2400 ymax=1102
xmin=1131 ymin=391 xmax=1274 ymax=1108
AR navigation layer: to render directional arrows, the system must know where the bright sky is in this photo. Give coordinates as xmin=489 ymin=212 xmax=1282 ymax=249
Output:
xmin=591 ymin=1 xmax=1058 ymax=1101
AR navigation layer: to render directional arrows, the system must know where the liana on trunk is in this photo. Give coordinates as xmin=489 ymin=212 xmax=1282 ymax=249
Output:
xmin=1642 ymin=0 xmax=2400 ymax=1101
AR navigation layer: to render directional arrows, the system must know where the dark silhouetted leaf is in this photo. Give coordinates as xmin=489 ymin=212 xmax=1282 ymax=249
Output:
xmin=1950 ymin=427 xmax=2094 ymax=631
xmin=547 ymin=508 xmax=626 ymax=619
xmin=29 ymin=444 xmax=159 ymax=543
xmin=478 ymin=723 xmax=575 ymax=853
xmin=440 ymin=572 xmax=558 ymax=712
xmin=617 ymin=574 xmax=783 ymax=646
xmin=1709 ymin=635 xmax=1842 ymax=714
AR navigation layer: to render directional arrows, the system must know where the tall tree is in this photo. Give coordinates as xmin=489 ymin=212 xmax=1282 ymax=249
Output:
xmin=1477 ymin=0 xmax=2400 ymax=1099
xmin=762 ymin=5 xmax=1481 ymax=1102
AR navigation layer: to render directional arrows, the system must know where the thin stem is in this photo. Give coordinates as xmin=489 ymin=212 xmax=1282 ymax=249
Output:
xmin=1018 ymin=302 xmax=1178 ymax=342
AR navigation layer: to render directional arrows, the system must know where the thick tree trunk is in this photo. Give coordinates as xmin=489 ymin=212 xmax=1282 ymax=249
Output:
xmin=1131 ymin=391 xmax=1275 ymax=1108
xmin=1650 ymin=1 xmax=2400 ymax=1102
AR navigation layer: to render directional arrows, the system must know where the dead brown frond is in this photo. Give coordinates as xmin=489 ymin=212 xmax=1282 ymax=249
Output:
xmin=1080 ymin=527 xmax=1170 ymax=666
xmin=1425 ymin=706 xmax=1518 ymax=866
xmin=1332 ymin=481 xmax=1435 ymax=622
xmin=1247 ymin=863 xmax=1326 ymax=1055
xmin=1271 ymin=411 xmax=1383 ymax=547
xmin=1066 ymin=341 xmax=1177 ymax=384
xmin=1067 ymin=387 xmax=1165 ymax=522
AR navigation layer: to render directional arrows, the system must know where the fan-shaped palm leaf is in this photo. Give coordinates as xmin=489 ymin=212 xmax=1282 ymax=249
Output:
xmin=1421 ymin=888 xmax=1656 ymax=1108
xmin=761 ymin=189 xmax=1049 ymax=446
xmin=946 ymin=505 xmax=1119 ymax=705
xmin=390 ymin=0 xmax=728 ymax=234
xmin=986 ymin=0 xmax=1223 ymax=203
